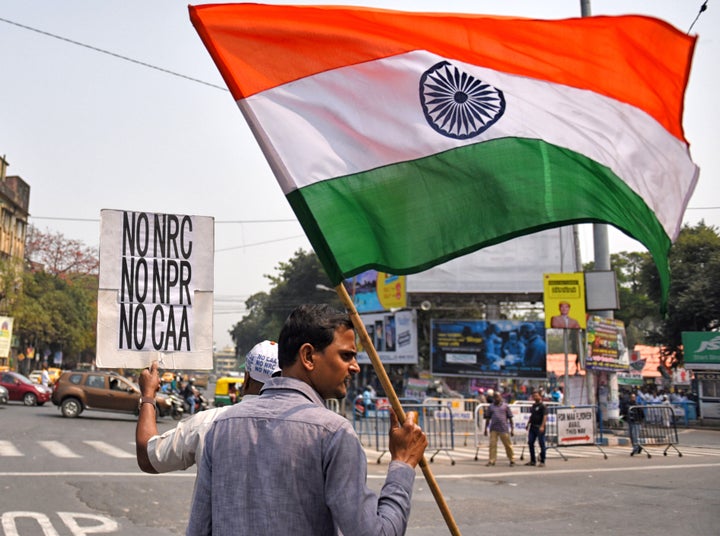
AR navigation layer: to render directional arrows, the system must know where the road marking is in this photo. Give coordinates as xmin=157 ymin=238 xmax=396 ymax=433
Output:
xmin=0 ymin=441 xmax=22 ymax=457
xmin=83 ymin=441 xmax=135 ymax=458
xmin=38 ymin=441 xmax=81 ymax=458
xmin=423 ymin=462 xmax=720 ymax=479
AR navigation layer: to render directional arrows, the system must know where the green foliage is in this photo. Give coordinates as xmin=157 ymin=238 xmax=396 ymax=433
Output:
xmin=643 ymin=221 xmax=720 ymax=366
xmin=13 ymin=270 xmax=98 ymax=362
xmin=230 ymin=249 xmax=343 ymax=356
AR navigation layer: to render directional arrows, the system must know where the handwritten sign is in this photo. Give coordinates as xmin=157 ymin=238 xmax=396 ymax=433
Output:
xmin=96 ymin=209 xmax=214 ymax=369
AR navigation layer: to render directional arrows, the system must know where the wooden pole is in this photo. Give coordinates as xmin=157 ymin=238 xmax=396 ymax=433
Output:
xmin=334 ymin=283 xmax=462 ymax=536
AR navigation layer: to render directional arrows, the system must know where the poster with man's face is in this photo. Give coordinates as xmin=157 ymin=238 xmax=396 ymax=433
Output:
xmin=543 ymin=272 xmax=587 ymax=329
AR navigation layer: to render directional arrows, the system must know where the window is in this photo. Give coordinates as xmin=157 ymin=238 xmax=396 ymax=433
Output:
xmin=86 ymin=375 xmax=105 ymax=389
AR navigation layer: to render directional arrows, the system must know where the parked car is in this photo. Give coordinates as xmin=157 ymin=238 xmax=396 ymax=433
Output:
xmin=0 ymin=371 xmax=52 ymax=406
xmin=0 ymin=384 xmax=8 ymax=404
xmin=51 ymin=370 xmax=172 ymax=418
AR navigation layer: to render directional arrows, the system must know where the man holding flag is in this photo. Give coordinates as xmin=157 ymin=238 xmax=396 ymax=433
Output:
xmin=189 ymin=4 xmax=698 ymax=533
xmin=186 ymin=304 xmax=427 ymax=535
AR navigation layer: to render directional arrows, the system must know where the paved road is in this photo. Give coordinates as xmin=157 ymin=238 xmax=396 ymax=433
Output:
xmin=1 ymin=401 xmax=718 ymax=535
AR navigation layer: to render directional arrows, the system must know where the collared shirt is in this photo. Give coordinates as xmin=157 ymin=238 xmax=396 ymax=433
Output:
xmin=485 ymin=402 xmax=513 ymax=433
xmin=187 ymin=377 xmax=416 ymax=536
xmin=148 ymin=395 xmax=259 ymax=472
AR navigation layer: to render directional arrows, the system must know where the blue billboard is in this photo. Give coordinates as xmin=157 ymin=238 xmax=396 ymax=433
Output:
xmin=431 ymin=319 xmax=547 ymax=378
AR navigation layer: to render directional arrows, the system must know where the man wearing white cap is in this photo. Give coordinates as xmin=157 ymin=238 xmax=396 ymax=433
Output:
xmin=135 ymin=340 xmax=280 ymax=474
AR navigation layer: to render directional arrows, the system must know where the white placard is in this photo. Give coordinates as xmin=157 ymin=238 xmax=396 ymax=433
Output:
xmin=556 ymin=407 xmax=596 ymax=446
xmin=96 ymin=209 xmax=214 ymax=369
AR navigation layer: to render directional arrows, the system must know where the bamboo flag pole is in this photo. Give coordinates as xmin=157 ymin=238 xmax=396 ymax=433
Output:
xmin=334 ymin=283 xmax=462 ymax=536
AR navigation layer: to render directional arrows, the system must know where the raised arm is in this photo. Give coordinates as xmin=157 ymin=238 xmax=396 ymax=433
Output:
xmin=135 ymin=361 xmax=160 ymax=474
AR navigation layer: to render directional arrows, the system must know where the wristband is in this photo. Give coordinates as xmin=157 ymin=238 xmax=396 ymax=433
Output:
xmin=138 ymin=396 xmax=157 ymax=411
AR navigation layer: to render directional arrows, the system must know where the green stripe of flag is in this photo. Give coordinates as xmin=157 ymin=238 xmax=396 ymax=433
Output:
xmin=287 ymin=137 xmax=670 ymax=296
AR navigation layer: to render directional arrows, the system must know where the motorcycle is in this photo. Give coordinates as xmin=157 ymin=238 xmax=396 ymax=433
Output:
xmin=178 ymin=389 xmax=209 ymax=415
xmin=167 ymin=393 xmax=185 ymax=420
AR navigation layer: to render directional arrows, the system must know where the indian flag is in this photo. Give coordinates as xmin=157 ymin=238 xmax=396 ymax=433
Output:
xmin=190 ymin=3 xmax=698 ymax=307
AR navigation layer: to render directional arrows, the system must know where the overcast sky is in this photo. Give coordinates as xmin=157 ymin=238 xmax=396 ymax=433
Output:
xmin=1 ymin=0 xmax=717 ymax=349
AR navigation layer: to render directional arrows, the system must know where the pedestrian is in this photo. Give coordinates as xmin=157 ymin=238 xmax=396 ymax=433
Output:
xmin=620 ymin=392 xmax=644 ymax=455
xmin=186 ymin=304 xmax=428 ymax=535
xmin=525 ymin=390 xmax=547 ymax=467
xmin=40 ymin=363 xmax=50 ymax=388
xmin=135 ymin=340 xmax=280 ymax=474
xmin=484 ymin=392 xmax=515 ymax=466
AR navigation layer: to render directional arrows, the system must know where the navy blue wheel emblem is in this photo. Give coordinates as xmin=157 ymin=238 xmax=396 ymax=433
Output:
xmin=420 ymin=61 xmax=505 ymax=140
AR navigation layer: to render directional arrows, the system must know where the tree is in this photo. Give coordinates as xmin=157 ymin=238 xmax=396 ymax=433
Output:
xmin=25 ymin=225 xmax=99 ymax=276
xmin=641 ymin=221 xmax=720 ymax=368
xmin=230 ymin=249 xmax=342 ymax=356
xmin=585 ymin=251 xmax=659 ymax=348
xmin=13 ymin=270 xmax=97 ymax=366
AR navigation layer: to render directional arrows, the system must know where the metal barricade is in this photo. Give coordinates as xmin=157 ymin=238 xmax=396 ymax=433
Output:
xmin=473 ymin=402 xmax=529 ymax=462
xmin=630 ymin=405 xmax=682 ymax=458
xmin=352 ymin=400 xmax=457 ymax=465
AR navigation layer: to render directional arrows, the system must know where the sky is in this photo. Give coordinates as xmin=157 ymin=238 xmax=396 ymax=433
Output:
xmin=1 ymin=1 xmax=718 ymax=350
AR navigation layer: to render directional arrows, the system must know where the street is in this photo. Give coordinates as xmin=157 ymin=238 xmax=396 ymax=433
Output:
xmin=1 ymin=400 xmax=719 ymax=535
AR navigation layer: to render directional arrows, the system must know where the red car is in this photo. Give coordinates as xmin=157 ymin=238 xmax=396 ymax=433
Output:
xmin=0 ymin=371 xmax=52 ymax=406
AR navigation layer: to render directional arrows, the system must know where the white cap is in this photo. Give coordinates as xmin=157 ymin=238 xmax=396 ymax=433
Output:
xmin=245 ymin=340 xmax=280 ymax=383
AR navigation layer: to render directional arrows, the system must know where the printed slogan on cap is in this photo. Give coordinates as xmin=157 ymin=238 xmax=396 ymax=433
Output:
xmin=96 ymin=209 xmax=214 ymax=369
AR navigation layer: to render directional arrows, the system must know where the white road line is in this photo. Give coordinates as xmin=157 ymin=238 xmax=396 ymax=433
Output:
xmin=83 ymin=440 xmax=135 ymax=458
xmin=38 ymin=441 xmax=81 ymax=458
xmin=0 ymin=441 xmax=22 ymax=457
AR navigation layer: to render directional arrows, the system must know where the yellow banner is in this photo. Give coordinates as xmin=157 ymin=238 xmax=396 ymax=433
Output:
xmin=543 ymin=273 xmax=586 ymax=329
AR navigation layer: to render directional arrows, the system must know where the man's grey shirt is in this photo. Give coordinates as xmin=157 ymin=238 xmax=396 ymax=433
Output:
xmin=187 ymin=377 xmax=416 ymax=535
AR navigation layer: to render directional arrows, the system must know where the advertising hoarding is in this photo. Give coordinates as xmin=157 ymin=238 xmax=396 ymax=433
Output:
xmin=585 ymin=316 xmax=629 ymax=372
xmin=682 ymin=332 xmax=720 ymax=370
xmin=357 ymin=309 xmax=417 ymax=365
xmin=431 ymin=319 xmax=546 ymax=378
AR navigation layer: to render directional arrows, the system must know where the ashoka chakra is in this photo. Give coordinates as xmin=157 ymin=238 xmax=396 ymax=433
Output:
xmin=420 ymin=61 xmax=505 ymax=140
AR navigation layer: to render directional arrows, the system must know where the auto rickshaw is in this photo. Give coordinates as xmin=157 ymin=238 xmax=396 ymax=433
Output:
xmin=214 ymin=376 xmax=244 ymax=407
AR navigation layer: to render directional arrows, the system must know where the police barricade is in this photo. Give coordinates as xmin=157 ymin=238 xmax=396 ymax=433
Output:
xmin=473 ymin=402 xmax=531 ymax=461
xmin=351 ymin=397 xmax=421 ymax=450
xmin=352 ymin=399 xmax=457 ymax=465
xmin=474 ymin=402 xmax=606 ymax=462
xmin=423 ymin=397 xmax=476 ymax=447
xmin=631 ymin=405 xmax=682 ymax=458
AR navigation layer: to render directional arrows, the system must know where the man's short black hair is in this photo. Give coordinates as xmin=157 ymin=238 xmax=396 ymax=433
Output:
xmin=277 ymin=304 xmax=353 ymax=369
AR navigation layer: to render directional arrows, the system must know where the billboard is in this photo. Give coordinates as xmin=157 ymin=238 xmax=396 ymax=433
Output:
xmin=0 ymin=317 xmax=13 ymax=358
xmin=97 ymin=209 xmax=214 ymax=369
xmin=431 ymin=319 xmax=546 ymax=378
xmin=357 ymin=309 xmax=417 ymax=365
xmin=407 ymin=227 xmax=576 ymax=294
xmin=344 ymin=270 xmax=406 ymax=313
xmin=544 ymin=272 xmax=587 ymax=329
xmin=585 ymin=316 xmax=630 ymax=372
xmin=682 ymin=332 xmax=720 ymax=370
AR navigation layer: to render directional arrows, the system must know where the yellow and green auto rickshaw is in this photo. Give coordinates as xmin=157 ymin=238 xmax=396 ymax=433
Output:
xmin=213 ymin=376 xmax=244 ymax=407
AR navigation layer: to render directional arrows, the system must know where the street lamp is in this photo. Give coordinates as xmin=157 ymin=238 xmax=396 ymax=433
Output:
xmin=315 ymin=284 xmax=334 ymax=292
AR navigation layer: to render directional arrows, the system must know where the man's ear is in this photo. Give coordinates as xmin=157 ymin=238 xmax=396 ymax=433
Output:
xmin=298 ymin=343 xmax=316 ymax=371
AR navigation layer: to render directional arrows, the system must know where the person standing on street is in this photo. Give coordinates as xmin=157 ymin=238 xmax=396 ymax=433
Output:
xmin=186 ymin=304 xmax=428 ymax=535
xmin=484 ymin=392 xmax=515 ymax=466
xmin=620 ymin=392 xmax=644 ymax=455
xmin=526 ymin=390 xmax=547 ymax=467
xmin=135 ymin=340 xmax=280 ymax=474
xmin=41 ymin=363 xmax=50 ymax=388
